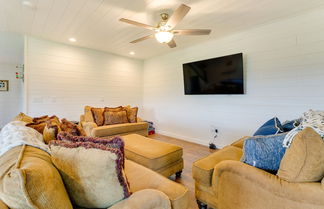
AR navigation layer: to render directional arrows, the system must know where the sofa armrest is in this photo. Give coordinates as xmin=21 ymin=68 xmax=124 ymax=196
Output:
xmin=80 ymin=121 xmax=98 ymax=136
xmin=192 ymin=146 xmax=242 ymax=186
xmin=212 ymin=160 xmax=324 ymax=205
xmin=125 ymin=160 xmax=189 ymax=209
xmin=230 ymin=136 xmax=250 ymax=148
xmin=0 ymin=200 xmax=8 ymax=209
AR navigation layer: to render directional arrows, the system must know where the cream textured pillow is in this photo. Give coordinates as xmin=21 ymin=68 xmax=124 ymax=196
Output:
xmin=0 ymin=145 xmax=73 ymax=209
xmin=278 ymin=127 xmax=324 ymax=182
xmin=49 ymin=139 xmax=130 ymax=208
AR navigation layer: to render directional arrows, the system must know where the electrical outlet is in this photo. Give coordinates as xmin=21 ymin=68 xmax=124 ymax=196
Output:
xmin=210 ymin=125 xmax=216 ymax=133
xmin=210 ymin=125 xmax=218 ymax=134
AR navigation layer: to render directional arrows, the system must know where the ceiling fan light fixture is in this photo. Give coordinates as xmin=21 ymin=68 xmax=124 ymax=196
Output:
xmin=155 ymin=31 xmax=174 ymax=43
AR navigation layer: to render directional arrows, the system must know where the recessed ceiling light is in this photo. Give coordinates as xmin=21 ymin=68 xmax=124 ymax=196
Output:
xmin=129 ymin=51 xmax=135 ymax=55
xmin=69 ymin=38 xmax=77 ymax=42
xmin=22 ymin=0 xmax=36 ymax=9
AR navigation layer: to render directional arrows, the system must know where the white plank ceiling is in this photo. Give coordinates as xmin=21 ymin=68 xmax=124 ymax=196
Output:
xmin=1 ymin=0 xmax=324 ymax=59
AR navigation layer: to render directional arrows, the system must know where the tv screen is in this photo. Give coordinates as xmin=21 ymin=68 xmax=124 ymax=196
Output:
xmin=183 ymin=53 xmax=244 ymax=95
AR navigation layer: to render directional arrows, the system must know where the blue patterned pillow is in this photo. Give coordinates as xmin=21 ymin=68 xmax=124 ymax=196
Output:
xmin=282 ymin=119 xmax=301 ymax=132
xmin=241 ymin=133 xmax=287 ymax=172
xmin=253 ymin=117 xmax=283 ymax=136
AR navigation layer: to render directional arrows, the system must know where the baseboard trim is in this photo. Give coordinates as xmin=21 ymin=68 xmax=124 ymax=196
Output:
xmin=156 ymin=130 xmax=209 ymax=147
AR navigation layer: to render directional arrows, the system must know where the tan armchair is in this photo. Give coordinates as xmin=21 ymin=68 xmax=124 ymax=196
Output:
xmin=80 ymin=106 xmax=148 ymax=138
xmin=192 ymin=137 xmax=324 ymax=209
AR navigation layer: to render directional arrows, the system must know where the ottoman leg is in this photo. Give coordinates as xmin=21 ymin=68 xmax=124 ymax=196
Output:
xmin=196 ymin=200 xmax=207 ymax=209
xmin=175 ymin=170 xmax=182 ymax=178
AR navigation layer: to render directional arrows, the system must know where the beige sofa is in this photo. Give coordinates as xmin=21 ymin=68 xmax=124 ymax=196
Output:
xmin=80 ymin=106 xmax=148 ymax=137
xmin=0 ymin=151 xmax=189 ymax=209
xmin=192 ymin=137 xmax=324 ymax=209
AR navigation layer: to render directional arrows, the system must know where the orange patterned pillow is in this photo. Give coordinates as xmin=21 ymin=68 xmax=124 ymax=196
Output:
xmin=60 ymin=119 xmax=86 ymax=136
xmin=104 ymin=110 xmax=129 ymax=125
xmin=124 ymin=106 xmax=138 ymax=123
xmin=26 ymin=121 xmax=47 ymax=134
xmin=104 ymin=106 xmax=123 ymax=112
xmin=91 ymin=108 xmax=104 ymax=126
xmin=33 ymin=115 xmax=49 ymax=123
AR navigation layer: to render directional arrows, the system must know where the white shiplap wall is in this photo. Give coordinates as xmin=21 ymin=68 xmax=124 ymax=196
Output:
xmin=142 ymin=8 xmax=324 ymax=147
xmin=25 ymin=37 xmax=143 ymax=120
xmin=0 ymin=63 xmax=23 ymax=127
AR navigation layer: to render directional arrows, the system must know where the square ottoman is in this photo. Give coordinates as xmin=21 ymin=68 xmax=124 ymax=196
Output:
xmin=122 ymin=134 xmax=183 ymax=177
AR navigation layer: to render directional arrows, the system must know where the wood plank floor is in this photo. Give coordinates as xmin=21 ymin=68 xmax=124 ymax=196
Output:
xmin=148 ymin=134 xmax=216 ymax=209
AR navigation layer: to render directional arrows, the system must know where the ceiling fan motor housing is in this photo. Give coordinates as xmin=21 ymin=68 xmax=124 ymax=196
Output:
xmin=119 ymin=3 xmax=211 ymax=48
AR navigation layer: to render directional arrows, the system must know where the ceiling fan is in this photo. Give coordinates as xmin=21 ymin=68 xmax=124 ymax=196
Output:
xmin=119 ymin=4 xmax=212 ymax=48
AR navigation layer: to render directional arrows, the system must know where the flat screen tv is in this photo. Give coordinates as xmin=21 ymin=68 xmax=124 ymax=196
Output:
xmin=183 ymin=53 xmax=244 ymax=95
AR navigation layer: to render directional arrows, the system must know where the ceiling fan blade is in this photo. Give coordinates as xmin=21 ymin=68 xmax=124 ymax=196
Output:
xmin=167 ymin=39 xmax=177 ymax=48
xmin=130 ymin=34 xmax=154 ymax=43
xmin=119 ymin=18 xmax=156 ymax=30
xmin=166 ymin=4 xmax=191 ymax=29
xmin=173 ymin=29 xmax=211 ymax=35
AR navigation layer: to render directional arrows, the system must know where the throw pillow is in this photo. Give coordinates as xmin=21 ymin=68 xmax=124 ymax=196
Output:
xmin=104 ymin=110 xmax=129 ymax=125
xmin=91 ymin=107 xmax=105 ymax=126
xmin=33 ymin=115 xmax=49 ymax=123
xmin=105 ymin=106 xmax=123 ymax=112
xmin=43 ymin=117 xmax=62 ymax=144
xmin=49 ymin=140 xmax=130 ymax=208
xmin=253 ymin=117 xmax=283 ymax=136
xmin=26 ymin=121 xmax=47 ymax=134
xmin=12 ymin=112 xmax=33 ymax=123
xmin=57 ymin=132 xmax=125 ymax=165
xmin=277 ymin=127 xmax=324 ymax=182
xmin=60 ymin=118 xmax=86 ymax=136
xmin=124 ymin=106 xmax=138 ymax=123
xmin=241 ymin=133 xmax=287 ymax=171
xmin=282 ymin=119 xmax=301 ymax=132
xmin=0 ymin=145 xmax=72 ymax=209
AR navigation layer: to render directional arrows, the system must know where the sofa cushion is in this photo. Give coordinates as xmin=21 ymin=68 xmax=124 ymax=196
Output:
xmin=104 ymin=110 xmax=129 ymax=125
xmin=122 ymin=134 xmax=183 ymax=171
xmin=241 ymin=133 xmax=287 ymax=172
xmin=278 ymin=127 xmax=324 ymax=182
xmin=193 ymin=146 xmax=242 ymax=186
xmin=92 ymin=122 xmax=148 ymax=137
xmin=49 ymin=139 xmax=130 ymax=208
xmin=125 ymin=160 xmax=189 ymax=209
xmin=0 ymin=145 xmax=72 ymax=209
xmin=109 ymin=189 xmax=171 ymax=209
xmin=91 ymin=107 xmax=104 ymax=126
xmin=253 ymin=117 xmax=283 ymax=136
